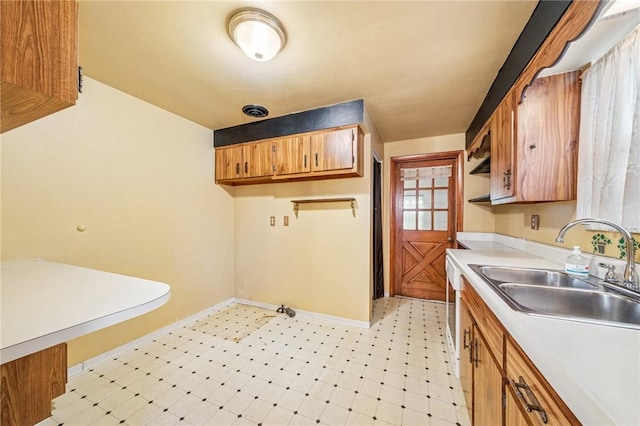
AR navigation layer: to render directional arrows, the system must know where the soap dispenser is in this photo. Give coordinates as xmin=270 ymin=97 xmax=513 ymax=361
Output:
xmin=565 ymin=246 xmax=590 ymax=278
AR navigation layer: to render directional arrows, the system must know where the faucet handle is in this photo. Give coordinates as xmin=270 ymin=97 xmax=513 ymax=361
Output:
xmin=598 ymin=263 xmax=618 ymax=283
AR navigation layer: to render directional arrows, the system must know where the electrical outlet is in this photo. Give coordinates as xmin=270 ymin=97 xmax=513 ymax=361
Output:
xmin=284 ymin=216 xmax=289 ymax=226
xmin=270 ymin=216 xmax=276 ymax=227
xmin=531 ymin=214 xmax=540 ymax=230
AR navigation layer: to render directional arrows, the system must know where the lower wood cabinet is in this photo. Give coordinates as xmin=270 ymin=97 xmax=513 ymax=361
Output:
xmin=460 ymin=277 xmax=579 ymax=425
xmin=1 ymin=343 xmax=68 ymax=426
xmin=505 ymin=335 xmax=580 ymax=425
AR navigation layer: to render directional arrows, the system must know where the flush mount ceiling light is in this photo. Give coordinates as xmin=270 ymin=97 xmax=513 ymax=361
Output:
xmin=227 ymin=8 xmax=287 ymax=62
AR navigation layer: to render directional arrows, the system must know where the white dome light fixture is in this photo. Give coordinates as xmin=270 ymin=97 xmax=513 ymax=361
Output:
xmin=227 ymin=8 xmax=287 ymax=62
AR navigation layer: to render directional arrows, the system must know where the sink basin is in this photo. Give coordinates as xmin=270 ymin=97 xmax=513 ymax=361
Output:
xmin=472 ymin=265 xmax=598 ymax=289
xmin=469 ymin=264 xmax=640 ymax=329
xmin=498 ymin=284 xmax=640 ymax=328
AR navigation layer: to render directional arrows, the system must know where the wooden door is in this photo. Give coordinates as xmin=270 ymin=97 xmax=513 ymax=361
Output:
xmin=310 ymin=128 xmax=353 ymax=172
xmin=273 ymin=136 xmax=310 ymax=175
xmin=473 ymin=327 xmax=503 ymax=426
xmin=215 ymin=145 xmax=243 ymax=181
xmin=243 ymin=141 xmax=273 ymax=178
xmin=491 ymin=90 xmax=515 ymax=201
xmin=459 ymin=303 xmax=474 ymax=421
xmin=392 ymin=154 xmax=461 ymax=300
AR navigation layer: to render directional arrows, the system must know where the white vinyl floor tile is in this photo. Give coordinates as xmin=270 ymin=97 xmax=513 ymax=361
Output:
xmin=39 ymin=298 xmax=470 ymax=426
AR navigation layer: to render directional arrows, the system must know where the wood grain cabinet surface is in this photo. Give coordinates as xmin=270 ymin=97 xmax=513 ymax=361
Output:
xmin=460 ymin=280 xmax=505 ymax=426
xmin=489 ymin=71 xmax=580 ymax=205
xmin=1 ymin=0 xmax=78 ymax=133
xmin=1 ymin=343 xmax=68 ymax=426
xmin=215 ymin=125 xmax=363 ymax=185
xmin=460 ymin=277 xmax=579 ymax=425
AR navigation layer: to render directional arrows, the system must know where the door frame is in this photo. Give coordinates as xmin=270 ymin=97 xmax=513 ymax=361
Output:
xmin=389 ymin=150 xmax=464 ymax=297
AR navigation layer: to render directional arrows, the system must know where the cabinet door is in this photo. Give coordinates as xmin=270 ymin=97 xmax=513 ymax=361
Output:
xmin=273 ymin=136 xmax=310 ymax=175
xmin=505 ymin=385 xmax=529 ymax=426
xmin=242 ymin=141 xmax=273 ymax=178
xmin=516 ymin=72 xmax=580 ymax=202
xmin=310 ymin=128 xmax=354 ymax=172
xmin=459 ymin=303 xmax=474 ymax=421
xmin=473 ymin=327 xmax=503 ymax=426
xmin=1 ymin=0 xmax=78 ymax=133
xmin=491 ymin=90 xmax=515 ymax=201
xmin=215 ymin=146 xmax=243 ymax=181
xmin=507 ymin=338 xmax=579 ymax=425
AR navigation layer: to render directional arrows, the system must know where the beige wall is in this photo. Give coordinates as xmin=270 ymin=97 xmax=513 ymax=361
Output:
xmin=495 ymin=201 xmax=640 ymax=262
xmin=1 ymin=78 xmax=235 ymax=365
xmin=232 ymin=141 xmax=373 ymax=323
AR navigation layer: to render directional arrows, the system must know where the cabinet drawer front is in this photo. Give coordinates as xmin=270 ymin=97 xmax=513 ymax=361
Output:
xmin=461 ymin=277 xmax=505 ymax=364
xmin=506 ymin=337 xmax=579 ymax=426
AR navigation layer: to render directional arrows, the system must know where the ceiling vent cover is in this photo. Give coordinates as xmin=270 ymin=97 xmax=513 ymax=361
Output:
xmin=242 ymin=104 xmax=269 ymax=118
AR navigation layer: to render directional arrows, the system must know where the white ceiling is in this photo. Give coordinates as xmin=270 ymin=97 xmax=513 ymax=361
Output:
xmin=79 ymin=1 xmax=538 ymax=143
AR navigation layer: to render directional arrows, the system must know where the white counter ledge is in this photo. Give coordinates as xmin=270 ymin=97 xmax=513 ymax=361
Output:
xmin=1 ymin=259 xmax=171 ymax=364
xmin=447 ymin=248 xmax=640 ymax=426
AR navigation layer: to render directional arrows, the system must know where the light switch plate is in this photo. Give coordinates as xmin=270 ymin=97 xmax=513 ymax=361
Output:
xmin=270 ymin=216 xmax=276 ymax=227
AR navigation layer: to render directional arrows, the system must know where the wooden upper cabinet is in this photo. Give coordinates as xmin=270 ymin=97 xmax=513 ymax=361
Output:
xmin=215 ymin=145 xmax=244 ymax=181
xmin=215 ymin=125 xmax=363 ymax=185
xmin=310 ymin=128 xmax=354 ymax=172
xmin=215 ymin=141 xmax=273 ymax=181
xmin=515 ymin=72 xmax=580 ymax=202
xmin=1 ymin=0 xmax=79 ymax=133
xmin=490 ymin=71 xmax=580 ymax=204
xmin=490 ymin=91 xmax=515 ymax=202
xmin=243 ymin=141 xmax=273 ymax=178
xmin=273 ymin=136 xmax=310 ymax=175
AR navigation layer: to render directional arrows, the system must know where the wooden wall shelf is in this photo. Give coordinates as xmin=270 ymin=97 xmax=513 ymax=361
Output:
xmin=291 ymin=197 xmax=356 ymax=218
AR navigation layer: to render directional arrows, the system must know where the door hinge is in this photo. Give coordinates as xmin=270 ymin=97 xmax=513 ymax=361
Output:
xmin=272 ymin=145 xmax=277 ymax=153
xmin=351 ymin=130 xmax=355 ymax=142
xmin=78 ymin=66 xmax=83 ymax=93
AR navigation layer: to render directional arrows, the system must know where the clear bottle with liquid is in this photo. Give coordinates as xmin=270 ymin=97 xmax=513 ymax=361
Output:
xmin=565 ymin=246 xmax=590 ymax=278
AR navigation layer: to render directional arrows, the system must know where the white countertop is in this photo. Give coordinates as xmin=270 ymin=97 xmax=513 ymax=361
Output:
xmin=447 ymin=246 xmax=640 ymax=425
xmin=1 ymin=259 xmax=171 ymax=364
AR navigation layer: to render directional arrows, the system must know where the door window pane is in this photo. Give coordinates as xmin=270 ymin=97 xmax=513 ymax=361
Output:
xmin=418 ymin=190 xmax=432 ymax=208
xmin=404 ymin=179 xmax=416 ymax=189
xmin=434 ymin=211 xmax=448 ymax=230
xmin=418 ymin=211 xmax=432 ymax=230
xmin=419 ymin=178 xmax=432 ymax=188
xmin=434 ymin=176 xmax=449 ymax=187
xmin=403 ymin=211 xmax=416 ymax=230
xmin=403 ymin=191 xmax=416 ymax=209
xmin=434 ymin=189 xmax=448 ymax=209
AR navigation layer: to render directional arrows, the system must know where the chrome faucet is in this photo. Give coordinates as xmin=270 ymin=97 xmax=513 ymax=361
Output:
xmin=556 ymin=218 xmax=638 ymax=291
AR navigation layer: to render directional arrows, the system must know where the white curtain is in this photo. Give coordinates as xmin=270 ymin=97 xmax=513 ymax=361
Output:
xmin=577 ymin=25 xmax=640 ymax=232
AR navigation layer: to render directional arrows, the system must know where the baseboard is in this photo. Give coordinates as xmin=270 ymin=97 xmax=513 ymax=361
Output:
xmin=233 ymin=298 xmax=371 ymax=329
xmin=68 ymin=297 xmax=235 ymax=376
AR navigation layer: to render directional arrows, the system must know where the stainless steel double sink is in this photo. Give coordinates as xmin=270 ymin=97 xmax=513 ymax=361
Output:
xmin=469 ymin=265 xmax=640 ymax=329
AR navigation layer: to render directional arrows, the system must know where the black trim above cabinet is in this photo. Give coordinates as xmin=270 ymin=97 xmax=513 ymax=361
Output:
xmin=465 ymin=0 xmax=572 ymax=148
xmin=214 ymin=99 xmax=364 ymax=147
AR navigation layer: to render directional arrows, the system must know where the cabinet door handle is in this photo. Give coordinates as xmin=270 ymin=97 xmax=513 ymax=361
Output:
xmin=304 ymin=154 xmax=307 ymax=169
xmin=463 ymin=329 xmax=470 ymax=349
xmin=470 ymin=339 xmax=478 ymax=367
xmin=244 ymin=161 xmax=248 ymax=174
xmin=512 ymin=376 xmax=548 ymax=424
xmin=235 ymin=163 xmax=240 ymax=175
xmin=315 ymin=153 xmax=319 ymax=167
